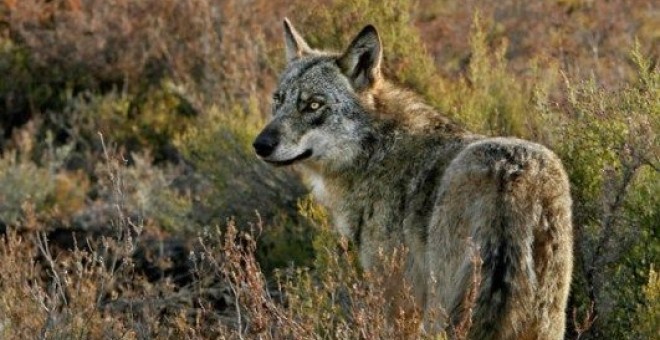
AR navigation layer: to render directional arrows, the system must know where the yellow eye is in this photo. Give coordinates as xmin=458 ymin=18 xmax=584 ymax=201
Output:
xmin=309 ymin=102 xmax=320 ymax=110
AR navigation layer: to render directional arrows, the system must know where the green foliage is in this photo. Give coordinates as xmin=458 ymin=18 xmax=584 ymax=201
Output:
xmin=0 ymin=38 xmax=29 ymax=101
xmin=273 ymin=198 xmax=425 ymax=338
xmin=550 ymin=51 xmax=659 ymax=337
xmin=177 ymin=102 xmax=311 ymax=269
xmin=0 ymin=131 xmax=83 ymax=225
xmin=0 ymin=151 xmax=55 ymax=225
xmin=443 ymin=13 xmax=559 ymax=138
xmin=63 ymin=83 xmax=196 ymax=161
xmin=177 ymin=102 xmax=305 ymax=222
xmin=297 ymin=196 xmax=357 ymax=276
xmin=255 ymin=213 xmax=316 ymax=273
xmin=557 ymin=57 xmax=657 ymax=209
xmin=280 ymin=198 xmax=355 ymax=336
xmin=636 ymin=266 xmax=660 ymax=338
xmin=98 ymin=152 xmax=194 ymax=232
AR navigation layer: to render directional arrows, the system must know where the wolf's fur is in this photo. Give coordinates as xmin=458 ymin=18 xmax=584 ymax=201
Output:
xmin=253 ymin=19 xmax=573 ymax=339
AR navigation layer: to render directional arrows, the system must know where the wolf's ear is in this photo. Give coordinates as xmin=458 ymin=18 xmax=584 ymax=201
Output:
xmin=283 ymin=18 xmax=311 ymax=62
xmin=338 ymin=25 xmax=382 ymax=91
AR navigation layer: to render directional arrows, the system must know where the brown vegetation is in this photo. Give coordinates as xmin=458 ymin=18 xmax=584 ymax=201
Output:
xmin=0 ymin=0 xmax=657 ymax=338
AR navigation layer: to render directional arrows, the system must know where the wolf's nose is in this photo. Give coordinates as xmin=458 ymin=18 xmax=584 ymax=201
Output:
xmin=253 ymin=132 xmax=279 ymax=157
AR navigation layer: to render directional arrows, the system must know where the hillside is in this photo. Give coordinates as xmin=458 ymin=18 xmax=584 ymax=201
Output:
xmin=0 ymin=0 xmax=657 ymax=338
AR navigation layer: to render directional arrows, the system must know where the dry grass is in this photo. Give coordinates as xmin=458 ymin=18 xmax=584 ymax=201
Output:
xmin=0 ymin=0 xmax=657 ymax=338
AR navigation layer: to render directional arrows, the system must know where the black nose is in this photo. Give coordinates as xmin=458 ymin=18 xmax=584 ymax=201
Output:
xmin=253 ymin=129 xmax=279 ymax=157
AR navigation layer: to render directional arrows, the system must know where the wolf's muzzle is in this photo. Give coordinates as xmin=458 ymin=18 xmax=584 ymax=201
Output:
xmin=253 ymin=128 xmax=280 ymax=157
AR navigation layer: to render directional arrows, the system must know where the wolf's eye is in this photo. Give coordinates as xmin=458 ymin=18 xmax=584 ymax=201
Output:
xmin=299 ymin=96 xmax=325 ymax=113
xmin=304 ymin=100 xmax=324 ymax=112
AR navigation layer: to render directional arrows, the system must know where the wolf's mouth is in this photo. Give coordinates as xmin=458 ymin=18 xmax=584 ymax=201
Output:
xmin=264 ymin=149 xmax=313 ymax=166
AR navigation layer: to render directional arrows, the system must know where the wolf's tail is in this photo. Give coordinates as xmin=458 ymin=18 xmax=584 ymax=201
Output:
xmin=441 ymin=140 xmax=572 ymax=340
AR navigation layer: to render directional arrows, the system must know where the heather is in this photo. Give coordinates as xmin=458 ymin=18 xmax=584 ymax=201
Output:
xmin=0 ymin=0 xmax=657 ymax=338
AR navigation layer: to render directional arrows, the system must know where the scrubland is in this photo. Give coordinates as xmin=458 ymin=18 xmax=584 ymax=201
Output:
xmin=0 ymin=0 xmax=657 ymax=338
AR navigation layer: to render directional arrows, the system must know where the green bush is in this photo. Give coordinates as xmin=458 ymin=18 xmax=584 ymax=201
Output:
xmin=637 ymin=265 xmax=660 ymax=338
xmin=549 ymin=50 xmax=658 ymax=338
xmin=177 ymin=102 xmax=311 ymax=269
xmin=443 ymin=13 xmax=559 ymax=139
xmin=0 ymin=127 xmax=85 ymax=226
xmin=62 ymin=84 xmax=196 ymax=162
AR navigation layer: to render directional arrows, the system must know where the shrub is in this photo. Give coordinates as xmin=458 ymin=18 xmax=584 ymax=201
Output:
xmin=549 ymin=50 xmax=658 ymax=338
xmin=0 ymin=0 xmax=657 ymax=338
xmin=0 ymin=122 xmax=86 ymax=227
xmin=177 ymin=103 xmax=310 ymax=270
xmin=441 ymin=13 xmax=559 ymax=139
xmin=636 ymin=265 xmax=660 ymax=338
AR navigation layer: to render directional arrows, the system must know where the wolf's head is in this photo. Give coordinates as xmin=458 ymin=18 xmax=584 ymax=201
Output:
xmin=253 ymin=19 xmax=383 ymax=170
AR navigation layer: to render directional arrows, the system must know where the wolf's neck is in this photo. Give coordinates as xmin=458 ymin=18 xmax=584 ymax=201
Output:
xmin=366 ymin=81 xmax=463 ymax=134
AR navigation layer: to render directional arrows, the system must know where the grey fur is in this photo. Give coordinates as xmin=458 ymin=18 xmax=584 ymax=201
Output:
xmin=253 ymin=19 xmax=573 ymax=340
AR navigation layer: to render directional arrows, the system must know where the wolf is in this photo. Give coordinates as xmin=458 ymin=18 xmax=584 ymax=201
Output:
xmin=253 ymin=18 xmax=573 ymax=339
